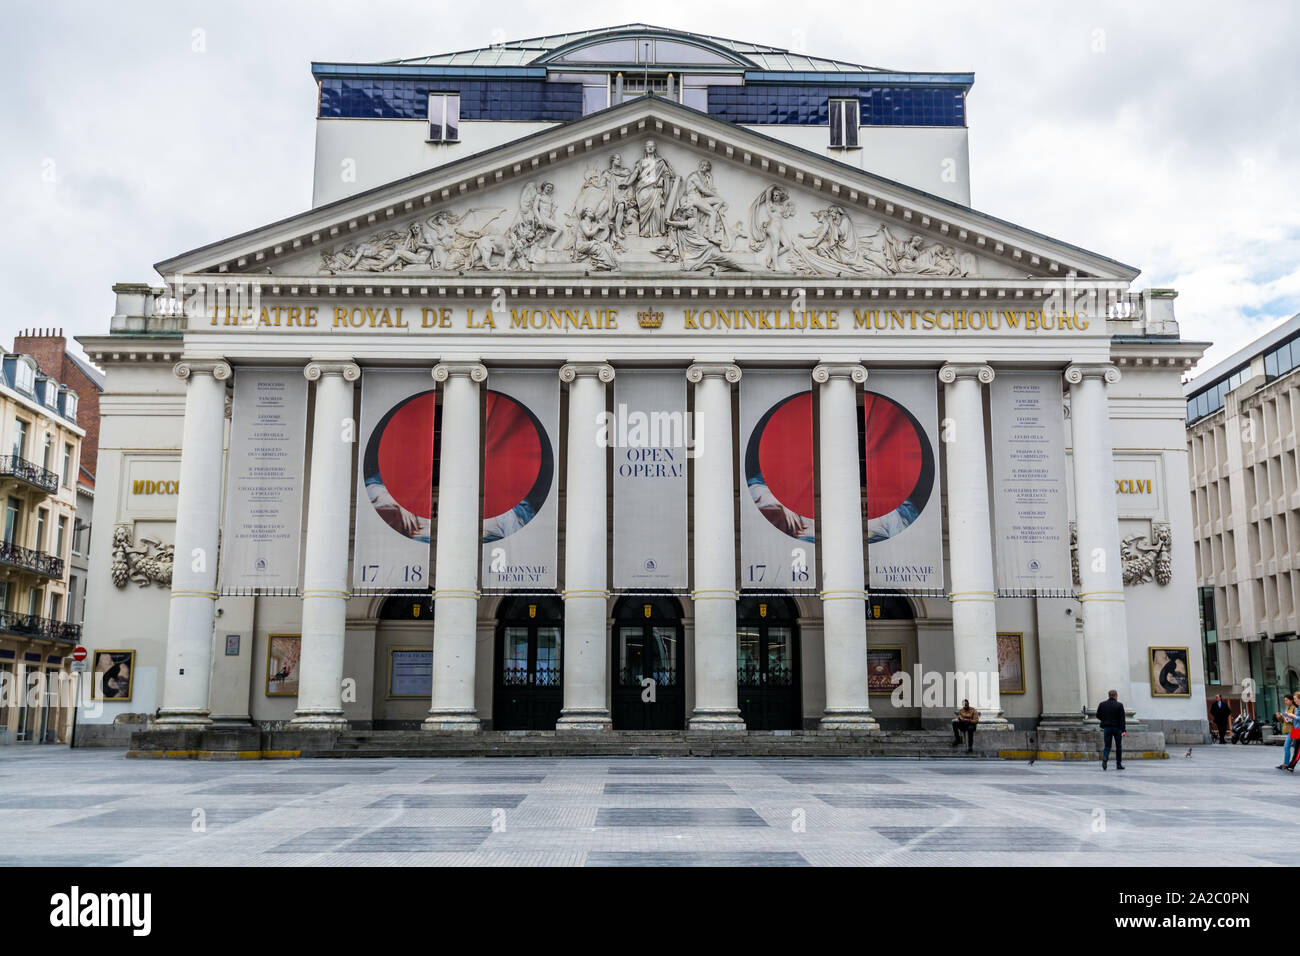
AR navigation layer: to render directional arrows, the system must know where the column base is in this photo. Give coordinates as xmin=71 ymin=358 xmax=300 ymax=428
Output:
xmin=556 ymin=709 xmax=612 ymax=731
xmin=289 ymin=710 xmax=349 ymax=731
xmin=1038 ymin=713 xmax=1100 ymax=731
xmin=819 ymin=709 xmax=881 ymax=731
xmin=974 ymin=711 xmax=1013 ymax=729
xmin=152 ymin=709 xmax=212 ymax=731
xmin=422 ymin=710 xmax=481 ymax=732
xmin=687 ymin=709 xmax=746 ymax=732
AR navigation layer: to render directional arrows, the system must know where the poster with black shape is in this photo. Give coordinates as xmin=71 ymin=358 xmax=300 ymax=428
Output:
xmin=990 ymin=371 xmax=1072 ymax=593
xmin=612 ymin=370 xmax=689 ymax=589
xmin=353 ymin=370 xmax=436 ymax=590
xmin=739 ymin=370 xmax=817 ymax=591
xmin=480 ymin=370 xmax=559 ymax=590
xmin=220 ymin=367 xmax=308 ymax=589
xmin=864 ymin=372 xmax=944 ymax=591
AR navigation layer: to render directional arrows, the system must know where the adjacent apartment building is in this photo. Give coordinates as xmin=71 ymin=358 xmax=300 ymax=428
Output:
xmin=1186 ymin=312 xmax=1300 ymax=722
xmin=1 ymin=338 xmax=87 ymax=743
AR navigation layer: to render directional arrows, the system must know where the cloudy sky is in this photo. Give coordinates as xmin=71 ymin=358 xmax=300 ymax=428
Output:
xmin=2 ymin=0 xmax=1296 ymax=375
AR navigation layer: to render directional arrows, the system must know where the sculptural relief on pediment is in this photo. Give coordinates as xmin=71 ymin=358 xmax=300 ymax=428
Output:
xmin=308 ymin=138 xmax=998 ymax=280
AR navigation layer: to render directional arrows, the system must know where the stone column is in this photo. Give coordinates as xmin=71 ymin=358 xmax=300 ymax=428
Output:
xmin=938 ymin=363 xmax=1006 ymax=724
xmin=1066 ymin=364 xmax=1131 ymax=712
xmin=155 ymin=359 xmax=231 ymax=728
xmin=424 ymin=362 xmax=487 ymax=731
xmin=686 ymin=363 xmax=745 ymax=731
xmin=557 ymin=362 xmax=615 ymax=730
xmin=813 ymin=364 xmax=878 ymax=730
xmin=291 ymin=361 xmax=361 ymax=729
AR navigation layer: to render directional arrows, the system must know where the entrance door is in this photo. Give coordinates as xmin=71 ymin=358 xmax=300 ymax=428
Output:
xmin=736 ymin=597 xmax=801 ymax=729
xmin=493 ymin=596 xmax=563 ymax=730
xmin=612 ymin=597 xmax=685 ymax=729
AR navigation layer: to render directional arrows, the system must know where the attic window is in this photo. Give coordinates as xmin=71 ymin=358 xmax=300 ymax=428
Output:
xmin=428 ymin=93 xmax=460 ymax=143
xmin=829 ymin=98 xmax=859 ymax=148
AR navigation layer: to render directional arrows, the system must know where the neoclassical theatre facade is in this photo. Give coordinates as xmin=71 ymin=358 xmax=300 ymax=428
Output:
xmin=77 ymin=30 xmax=1208 ymax=745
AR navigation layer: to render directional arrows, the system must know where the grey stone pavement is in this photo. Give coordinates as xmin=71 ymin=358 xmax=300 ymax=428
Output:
xmin=0 ymin=744 xmax=1293 ymax=866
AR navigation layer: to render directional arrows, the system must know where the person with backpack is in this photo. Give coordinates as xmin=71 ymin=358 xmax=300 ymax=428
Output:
xmin=1097 ymin=689 xmax=1126 ymax=770
xmin=1281 ymin=699 xmax=1300 ymax=772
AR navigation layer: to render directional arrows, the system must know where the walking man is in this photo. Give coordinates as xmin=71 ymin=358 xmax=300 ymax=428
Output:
xmin=1097 ymin=689 xmax=1126 ymax=770
xmin=1209 ymin=694 xmax=1232 ymax=744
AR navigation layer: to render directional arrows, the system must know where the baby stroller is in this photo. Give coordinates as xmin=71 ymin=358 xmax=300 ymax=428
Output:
xmin=1231 ymin=712 xmax=1264 ymax=744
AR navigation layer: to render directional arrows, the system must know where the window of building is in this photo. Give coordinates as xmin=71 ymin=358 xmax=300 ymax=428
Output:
xmin=1199 ymin=586 xmax=1219 ymax=684
xmin=48 ymin=593 xmax=60 ymax=623
xmin=55 ymin=516 xmax=66 ymax=560
xmin=62 ymin=444 xmax=73 ymax=488
xmin=13 ymin=360 xmax=35 ymax=395
xmin=71 ymin=517 xmax=82 ymax=556
xmin=42 ymin=380 xmax=58 ymax=410
xmin=27 ymin=588 xmax=41 ymax=617
xmin=63 ymin=391 xmax=78 ymax=422
xmin=67 ymin=577 xmax=77 ymax=622
xmin=582 ymin=82 xmax=609 ymax=115
xmin=35 ymin=508 xmax=47 ymax=552
xmin=11 ymin=419 xmax=28 ymax=460
xmin=427 ymin=93 xmax=460 ymax=142
xmin=0 ymin=581 xmax=8 ymax=611
xmin=42 ymin=433 xmax=53 ymax=471
xmin=829 ymin=98 xmax=860 ymax=148
xmin=2 ymin=498 xmax=18 ymax=544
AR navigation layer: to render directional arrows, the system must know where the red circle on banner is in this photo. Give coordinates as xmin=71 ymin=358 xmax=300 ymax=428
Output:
xmin=758 ymin=392 xmax=815 ymax=519
xmin=482 ymin=392 xmax=542 ymax=518
xmin=377 ymin=391 xmax=436 ymax=518
xmin=863 ymin=393 xmax=923 ymax=518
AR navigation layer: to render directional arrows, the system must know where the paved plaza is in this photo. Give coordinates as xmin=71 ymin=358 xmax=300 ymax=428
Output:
xmin=0 ymin=745 xmax=1293 ymax=866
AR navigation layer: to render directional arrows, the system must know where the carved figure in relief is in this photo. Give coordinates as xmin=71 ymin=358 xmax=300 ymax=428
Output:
xmin=683 ymin=159 xmax=731 ymax=248
xmin=661 ymin=199 xmax=746 ymax=274
xmin=633 ymin=139 xmax=681 ymax=237
xmin=748 ymin=185 xmax=796 ymax=271
xmin=599 ymin=153 xmax=637 ymax=239
xmin=469 ymin=219 xmax=538 ymax=271
xmin=110 ymin=523 xmax=173 ymax=589
xmin=518 ymin=181 xmax=564 ymax=251
xmin=574 ymin=208 xmax=619 ymax=271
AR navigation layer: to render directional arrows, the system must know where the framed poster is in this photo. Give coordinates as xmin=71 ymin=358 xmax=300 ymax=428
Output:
xmin=997 ymin=632 xmax=1025 ymax=695
xmin=866 ymin=645 xmax=905 ymax=696
xmin=388 ymin=648 xmax=434 ymax=699
xmin=91 ymin=650 xmax=135 ymax=701
xmin=1149 ymin=646 xmax=1191 ymax=697
xmin=265 ymin=634 xmax=301 ymax=697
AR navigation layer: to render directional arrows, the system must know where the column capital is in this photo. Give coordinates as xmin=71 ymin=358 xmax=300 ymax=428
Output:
xmin=560 ymin=363 xmax=615 ymax=384
xmin=173 ymin=359 xmax=231 ymax=382
xmin=939 ymin=363 xmax=994 ymax=385
xmin=813 ymin=364 xmax=867 ymax=384
xmin=304 ymin=361 xmax=361 ymax=382
xmin=687 ymin=363 xmax=741 ymax=384
xmin=1064 ymin=363 xmax=1121 ymax=386
xmin=433 ymin=362 xmax=488 ymax=383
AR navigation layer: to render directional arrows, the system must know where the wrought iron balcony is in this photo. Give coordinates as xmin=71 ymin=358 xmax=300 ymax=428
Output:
xmin=0 ymin=454 xmax=60 ymax=495
xmin=0 ymin=609 xmax=80 ymax=644
xmin=0 ymin=539 xmax=64 ymax=579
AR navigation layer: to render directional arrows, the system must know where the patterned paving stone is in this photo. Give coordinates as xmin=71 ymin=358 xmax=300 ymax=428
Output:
xmin=815 ymin=793 xmax=973 ymax=808
xmin=367 ymin=794 xmax=527 ymax=808
xmin=602 ymin=783 xmax=735 ymax=794
xmin=587 ymin=852 xmax=809 ymax=866
xmin=1 ymin=745 xmax=1293 ymax=865
xmin=56 ymin=808 xmax=270 ymax=828
xmin=595 ymin=808 xmax=768 ymax=827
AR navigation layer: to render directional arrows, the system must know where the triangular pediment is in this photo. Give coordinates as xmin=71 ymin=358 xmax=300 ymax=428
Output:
xmin=157 ymin=97 xmax=1139 ymax=287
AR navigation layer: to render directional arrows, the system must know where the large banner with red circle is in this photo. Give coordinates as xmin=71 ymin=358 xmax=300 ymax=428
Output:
xmin=739 ymin=370 xmax=817 ymax=591
xmin=864 ymin=372 xmax=944 ymax=592
xmin=480 ymin=370 xmax=559 ymax=590
xmin=353 ymin=370 xmax=436 ymax=590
